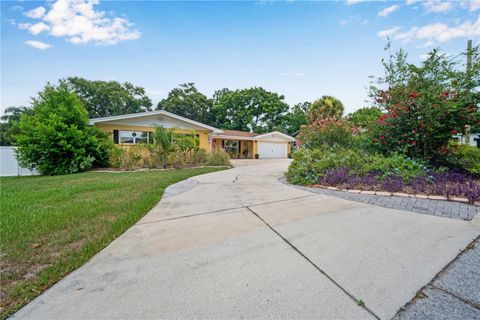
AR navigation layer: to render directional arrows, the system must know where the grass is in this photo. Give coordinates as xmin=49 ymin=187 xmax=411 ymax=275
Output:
xmin=0 ymin=167 xmax=226 ymax=319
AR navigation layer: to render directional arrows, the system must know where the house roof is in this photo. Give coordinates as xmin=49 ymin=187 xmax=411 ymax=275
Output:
xmin=213 ymin=130 xmax=295 ymax=142
xmin=220 ymin=130 xmax=259 ymax=137
xmin=88 ymin=110 xmax=223 ymax=133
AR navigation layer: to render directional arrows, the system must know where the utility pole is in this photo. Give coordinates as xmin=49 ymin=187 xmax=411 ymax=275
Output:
xmin=465 ymin=39 xmax=472 ymax=145
xmin=467 ymin=39 xmax=472 ymax=72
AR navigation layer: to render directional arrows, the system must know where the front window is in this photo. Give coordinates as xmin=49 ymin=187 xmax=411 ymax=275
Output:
xmin=119 ymin=131 xmax=150 ymax=144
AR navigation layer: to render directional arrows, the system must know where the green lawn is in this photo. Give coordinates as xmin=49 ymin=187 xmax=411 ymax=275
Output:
xmin=0 ymin=167 xmax=225 ymax=319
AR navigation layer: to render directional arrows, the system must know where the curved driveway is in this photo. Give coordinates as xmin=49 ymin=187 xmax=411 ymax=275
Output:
xmin=14 ymin=160 xmax=480 ymax=319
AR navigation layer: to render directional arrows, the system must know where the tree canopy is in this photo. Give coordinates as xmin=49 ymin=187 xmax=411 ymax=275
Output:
xmin=156 ymin=83 xmax=214 ymax=125
xmin=15 ymin=83 xmax=110 ymax=175
xmin=282 ymin=101 xmax=310 ymax=135
xmin=307 ymin=96 xmax=344 ymax=124
xmin=212 ymin=87 xmax=289 ymax=132
xmin=0 ymin=106 xmax=32 ymax=146
xmin=347 ymin=106 xmax=382 ymax=128
xmin=66 ymin=77 xmax=152 ymax=118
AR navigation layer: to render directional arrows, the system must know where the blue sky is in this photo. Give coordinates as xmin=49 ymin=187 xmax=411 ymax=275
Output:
xmin=1 ymin=0 xmax=479 ymax=115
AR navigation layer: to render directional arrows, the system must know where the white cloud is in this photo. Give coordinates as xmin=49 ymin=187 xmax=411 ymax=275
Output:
xmin=422 ymin=0 xmax=454 ymax=13
xmin=25 ymin=6 xmax=46 ymax=19
xmin=18 ymin=0 xmax=140 ymax=45
xmin=25 ymin=40 xmax=51 ymax=50
xmin=377 ymin=26 xmax=402 ymax=37
xmin=378 ymin=5 xmax=400 ymax=17
xmin=392 ymin=17 xmax=480 ymax=44
xmin=405 ymin=0 xmax=418 ymax=5
xmin=19 ymin=22 xmax=50 ymax=35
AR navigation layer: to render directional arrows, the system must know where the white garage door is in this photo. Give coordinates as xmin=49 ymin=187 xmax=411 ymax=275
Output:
xmin=258 ymin=142 xmax=287 ymax=159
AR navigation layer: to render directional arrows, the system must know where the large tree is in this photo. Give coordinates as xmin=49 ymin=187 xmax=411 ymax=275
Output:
xmin=66 ymin=77 xmax=152 ymax=118
xmin=212 ymin=87 xmax=289 ymax=132
xmin=156 ymin=83 xmax=214 ymax=125
xmin=0 ymin=106 xmax=32 ymax=146
xmin=282 ymin=101 xmax=311 ymax=135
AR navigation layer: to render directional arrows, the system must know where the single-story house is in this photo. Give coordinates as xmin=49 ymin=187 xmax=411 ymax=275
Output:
xmin=89 ymin=110 xmax=295 ymax=159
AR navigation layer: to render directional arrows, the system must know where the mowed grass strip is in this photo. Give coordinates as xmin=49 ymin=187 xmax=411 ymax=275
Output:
xmin=0 ymin=167 xmax=226 ymax=319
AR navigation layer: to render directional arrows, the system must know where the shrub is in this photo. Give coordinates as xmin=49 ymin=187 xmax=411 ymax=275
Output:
xmin=446 ymin=143 xmax=480 ymax=175
xmin=369 ymin=46 xmax=480 ymax=162
xmin=366 ymin=153 xmax=428 ymax=182
xmin=168 ymin=149 xmax=187 ymax=169
xmin=297 ymin=118 xmax=356 ymax=149
xmin=207 ymin=150 xmax=230 ymax=166
xmin=16 ymin=82 xmax=110 ymax=175
xmin=109 ymin=147 xmax=143 ymax=170
xmin=190 ymin=149 xmax=209 ymax=165
xmin=381 ymin=176 xmax=404 ymax=193
xmin=286 ymin=146 xmax=428 ymax=185
xmin=347 ymin=106 xmax=382 ymax=128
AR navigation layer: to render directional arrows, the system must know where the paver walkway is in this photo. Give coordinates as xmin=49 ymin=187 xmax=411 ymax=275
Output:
xmin=394 ymin=237 xmax=480 ymax=320
xmin=287 ymin=181 xmax=478 ymax=221
xmin=13 ymin=159 xmax=480 ymax=319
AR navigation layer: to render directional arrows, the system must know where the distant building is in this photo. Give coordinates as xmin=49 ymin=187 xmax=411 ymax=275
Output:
xmin=453 ymin=133 xmax=480 ymax=148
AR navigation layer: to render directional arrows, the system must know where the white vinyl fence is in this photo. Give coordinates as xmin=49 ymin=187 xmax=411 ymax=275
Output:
xmin=0 ymin=146 xmax=38 ymax=177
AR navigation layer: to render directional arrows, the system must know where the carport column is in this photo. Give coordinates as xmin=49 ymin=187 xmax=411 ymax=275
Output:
xmin=253 ymin=140 xmax=258 ymax=159
xmin=208 ymin=133 xmax=213 ymax=153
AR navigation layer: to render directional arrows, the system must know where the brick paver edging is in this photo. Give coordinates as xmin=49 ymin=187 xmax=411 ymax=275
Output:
xmin=280 ymin=177 xmax=479 ymax=221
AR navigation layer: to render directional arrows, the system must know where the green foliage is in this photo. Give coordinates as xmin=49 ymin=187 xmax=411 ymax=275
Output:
xmin=66 ymin=77 xmax=152 ymax=118
xmin=207 ymin=150 xmax=230 ymax=166
xmin=212 ymin=87 xmax=289 ymax=132
xmin=282 ymin=101 xmax=310 ymax=135
xmin=173 ymin=132 xmax=199 ymax=152
xmin=0 ymin=106 xmax=33 ymax=146
xmin=286 ymin=146 xmax=427 ymax=185
xmin=307 ymin=96 xmax=344 ymax=124
xmin=347 ymin=106 xmax=382 ymax=128
xmin=446 ymin=142 xmax=480 ymax=174
xmin=110 ymin=127 xmax=230 ymax=170
xmin=15 ymin=82 xmax=110 ymax=175
xmin=297 ymin=117 xmax=354 ymax=149
xmin=369 ymin=45 xmax=480 ymax=162
xmin=157 ymin=83 xmax=214 ymax=125
xmin=152 ymin=126 xmax=175 ymax=168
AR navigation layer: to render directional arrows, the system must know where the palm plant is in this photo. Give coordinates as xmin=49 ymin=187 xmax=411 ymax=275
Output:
xmin=152 ymin=126 xmax=175 ymax=168
xmin=307 ymin=96 xmax=344 ymax=124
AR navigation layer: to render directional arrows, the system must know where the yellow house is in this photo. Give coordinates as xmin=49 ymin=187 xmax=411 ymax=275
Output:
xmin=89 ymin=110 xmax=295 ymax=159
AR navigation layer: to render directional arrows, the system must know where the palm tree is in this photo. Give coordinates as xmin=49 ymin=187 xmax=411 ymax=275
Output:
xmin=307 ymin=96 xmax=344 ymax=124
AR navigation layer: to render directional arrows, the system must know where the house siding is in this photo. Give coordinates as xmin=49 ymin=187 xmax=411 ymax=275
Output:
xmin=95 ymin=123 xmax=212 ymax=152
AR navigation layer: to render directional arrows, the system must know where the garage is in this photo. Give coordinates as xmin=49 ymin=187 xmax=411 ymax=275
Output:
xmin=258 ymin=142 xmax=288 ymax=159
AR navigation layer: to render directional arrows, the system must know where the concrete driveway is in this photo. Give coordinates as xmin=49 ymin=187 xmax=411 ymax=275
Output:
xmin=14 ymin=160 xmax=480 ymax=319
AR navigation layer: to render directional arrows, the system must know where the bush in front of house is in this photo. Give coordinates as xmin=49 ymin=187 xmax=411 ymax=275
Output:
xmin=446 ymin=142 xmax=480 ymax=175
xmin=286 ymin=146 xmax=428 ymax=186
xmin=108 ymin=126 xmax=231 ymax=171
xmin=16 ymin=82 xmax=111 ymax=175
xmin=296 ymin=117 xmax=357 ymax=149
